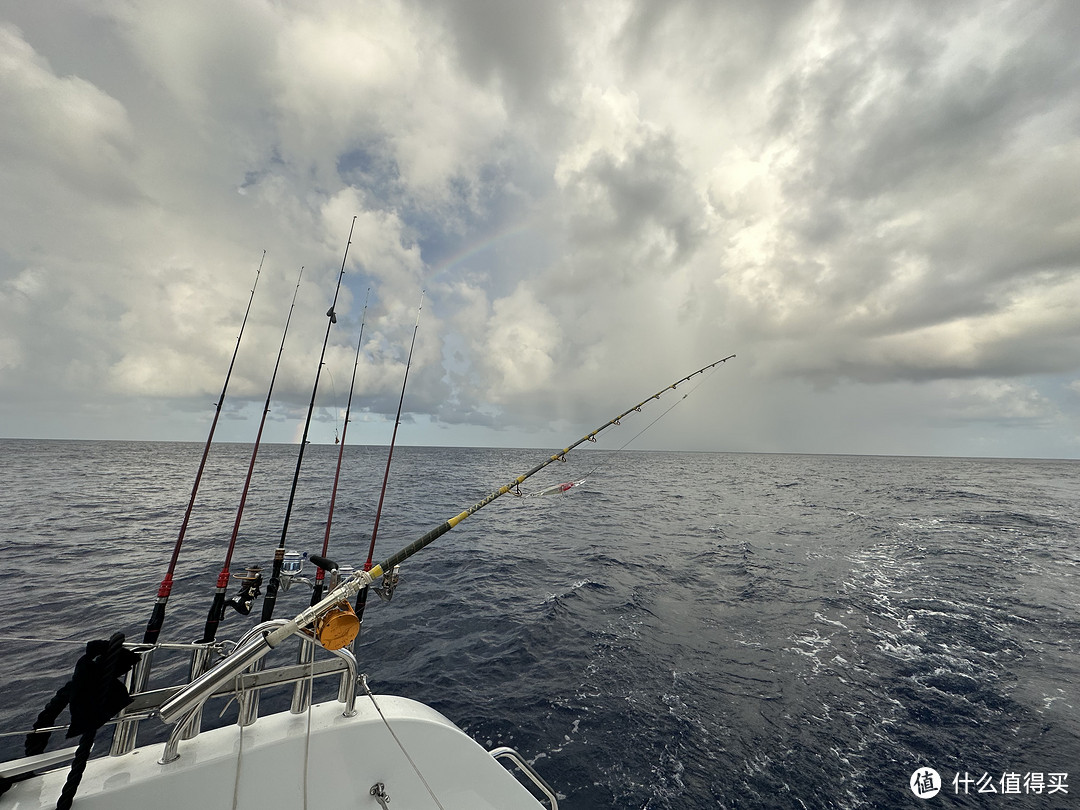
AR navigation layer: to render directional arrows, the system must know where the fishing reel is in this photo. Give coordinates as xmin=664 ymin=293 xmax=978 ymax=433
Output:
xmin=279 ymin=550 xmax=314 ymax=591
xmin=313 ymin=600 xmax=360 ymax=650
xmin=375 ymin=565 xmax=401 ymax=602
xmin=306 ymin=553 xmax=360 ymax=650
xmin=225 ymin=566 xmax=263 ymax=615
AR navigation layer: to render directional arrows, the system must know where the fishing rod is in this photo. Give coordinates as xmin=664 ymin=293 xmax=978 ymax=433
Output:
xmin=309 ymin=289 xmax=370 ymax=606
xmin=365 ymin=354 xmax=737 ymax=580
xmin=159 ymin=355 xmax=735 ymax=720
xmin=355 ymin=290 xmax=424 ymax=623
xmin=198 ymin=266 xmax=305 ymax=643
xmin=142 ymin=253 xmax=265 ymax=646
xmin=260 ymin=217 xmax=357 ymax=622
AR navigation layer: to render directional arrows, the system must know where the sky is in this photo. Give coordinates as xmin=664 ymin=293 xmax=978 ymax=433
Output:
xmin=2 ymin=0 xmax=1080 ymax=458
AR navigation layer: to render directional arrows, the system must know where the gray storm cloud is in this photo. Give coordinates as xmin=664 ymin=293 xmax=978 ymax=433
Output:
xmin=1 ymin=0 xmax=1078 ymax=457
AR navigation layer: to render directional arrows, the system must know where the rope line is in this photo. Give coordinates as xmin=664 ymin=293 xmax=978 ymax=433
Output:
xmin=229 ymin=670 xmax=250 ymax=810
xmin=361 ymin=676 xmax=446 ymax=810
xmin=302 ymin=649 xmax=316 ymax=810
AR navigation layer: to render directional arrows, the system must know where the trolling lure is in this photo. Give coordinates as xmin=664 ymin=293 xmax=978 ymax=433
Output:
xmin=532 ymin=479 xmax=587 ymax=496
xmin=158 ymin=355 xmax=735 ymax=718
xmin=142 ymin=253 xmax=265 ymax=646
xmin=198 ymin=266 xmax=305 ymax=643
xmin=261 ymin=218 xmax=357 ymax=622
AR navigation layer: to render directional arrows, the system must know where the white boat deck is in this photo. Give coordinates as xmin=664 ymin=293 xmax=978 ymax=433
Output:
xmin=3 ymin=696 xmax=549 ymax=809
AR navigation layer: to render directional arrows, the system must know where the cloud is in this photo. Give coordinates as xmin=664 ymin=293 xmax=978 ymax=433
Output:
xmin=0 ymin=23 xmax=137 ymax=201
xmin=2 ymin=1 xmax=1080 ymax=457
xmin=554 ymin=86 xmax=707 ymax=271
xmin=939 ymin=379 xmax=1057 ymax=425
xmin=479 ymin=284 xmax=559 ymax=399
xmin=419 ymin=0 xmax=571 ymax=112
xmin=689 ymin=2 xmax=1080 ymax=389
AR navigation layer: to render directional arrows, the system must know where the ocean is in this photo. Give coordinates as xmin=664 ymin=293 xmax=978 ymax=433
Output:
xmin=0 ymin=440 xmax=1077 ymax=808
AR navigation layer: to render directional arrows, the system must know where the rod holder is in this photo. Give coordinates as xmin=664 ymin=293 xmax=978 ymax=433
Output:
xmin=159 ymin=623 xmax=280 ymax=725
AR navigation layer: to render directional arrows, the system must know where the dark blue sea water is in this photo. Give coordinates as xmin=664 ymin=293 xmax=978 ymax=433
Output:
xmin=0 ymin=440 xmax=1078 ymax=808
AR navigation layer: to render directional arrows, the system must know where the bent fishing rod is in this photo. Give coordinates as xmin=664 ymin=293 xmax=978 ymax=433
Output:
xmin=556 ymin=358 xmax=728 ymax=494
xmin=355 ymin=290 xmax=424 ymax=623
xmin=142 ymin=253 xmax=265 ymax=646
xmin=199 ymin=266 xmax=305 ymax=644
xmin=159 ymin=354 xmax=735 ymax=721
xmin=309 ymin=289 xmax=370 ymax=605
xmin=261 ymin=217 xmax=357 ymax=622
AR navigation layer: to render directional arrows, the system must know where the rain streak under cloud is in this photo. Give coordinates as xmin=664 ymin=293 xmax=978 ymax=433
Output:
xmin=1 ymin=0 xmax=1080 ymax=458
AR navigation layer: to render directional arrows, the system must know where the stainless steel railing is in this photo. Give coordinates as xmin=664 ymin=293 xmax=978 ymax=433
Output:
xmin=107 ymin=624 xmax=358 ymax=761
xmin=489 ymin=746 xmax=560 ymax=809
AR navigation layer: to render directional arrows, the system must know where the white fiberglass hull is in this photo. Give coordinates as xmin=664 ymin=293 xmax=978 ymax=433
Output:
xmin=3 ymin=697 xmax=547 ymax=809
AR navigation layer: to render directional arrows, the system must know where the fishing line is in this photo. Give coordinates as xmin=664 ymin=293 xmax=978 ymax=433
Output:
xmin=361 ymin=355 xmax=737 ymax=583
xmin=324 ymin=367 xmax=340 ymax=442
xmin=262 ymin=217 xmax=357 ymax=622
xmin=0 ymin=637 xmax=215 ymax=654
xmin=0 ymin=636 xmax=99 ymax=646
xmin=576 ymin=362 xmax=723 ymax=484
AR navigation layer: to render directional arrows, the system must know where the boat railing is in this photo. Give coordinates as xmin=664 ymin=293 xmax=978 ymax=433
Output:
xmin=3 ymin=624 xmax=358 ymax=779
xmin=104 ymin=623 xmax=357 ymax=760
xmin=0 ymin=745 xmax=83 ymax=782
xmin=489 ymin=746 xmax=560 ymax=809
xmin=159 ymin=625 xmax=358 ymax=763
